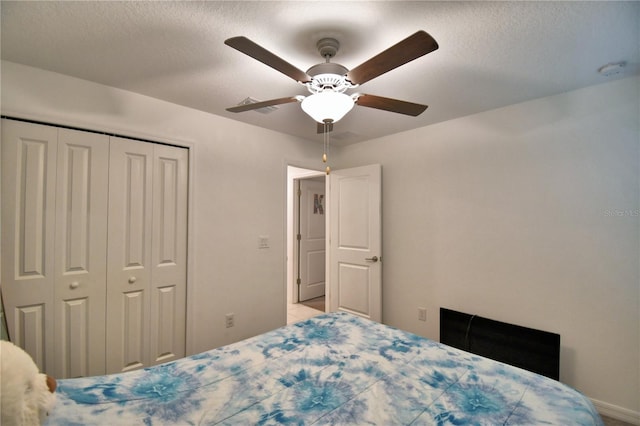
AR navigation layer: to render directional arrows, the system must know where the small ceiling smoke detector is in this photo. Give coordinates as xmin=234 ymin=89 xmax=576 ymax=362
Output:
xmin=598 ymin=61 xmax=626 ymax=77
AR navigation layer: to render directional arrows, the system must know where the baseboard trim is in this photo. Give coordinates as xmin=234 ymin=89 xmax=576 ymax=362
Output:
xmin=592 ymin=398 xmax=640 ymax=425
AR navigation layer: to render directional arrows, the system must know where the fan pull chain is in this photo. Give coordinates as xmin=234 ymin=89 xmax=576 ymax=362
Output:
xmin=323 ymin=127 xmax=327 ymax=163
xmin=323 ymin=119 xmax=331 ymax=175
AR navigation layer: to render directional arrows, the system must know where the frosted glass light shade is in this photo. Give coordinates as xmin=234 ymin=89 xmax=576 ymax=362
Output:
xmin=301 ymin=91 xmax=354 ymax=123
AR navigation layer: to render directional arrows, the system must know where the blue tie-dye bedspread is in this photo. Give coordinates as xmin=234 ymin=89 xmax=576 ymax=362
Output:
xmin=46 ymin=312 xmax=603 ymax=425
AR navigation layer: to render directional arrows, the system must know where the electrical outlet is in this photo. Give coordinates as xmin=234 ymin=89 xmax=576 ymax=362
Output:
xmin=418 ymin=307 xmax=427 ymax=322
xmin=225 ymin=313 xmax=235 ymax=328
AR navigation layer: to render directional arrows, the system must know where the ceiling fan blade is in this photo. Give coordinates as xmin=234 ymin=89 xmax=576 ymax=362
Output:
xmin=225 ymin=36 xmax=312 ymax=83
xmin=317 ymin=122 xmax=334 ymax=134
xmin=347 ymin=31 xmax=438 ymax=85
xmin=355 ymin=94 xmax=428 ymax=116
xmin=226 ymin=96 xmax=301 ymax=113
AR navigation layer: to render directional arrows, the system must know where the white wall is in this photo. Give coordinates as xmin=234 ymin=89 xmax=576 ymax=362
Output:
xmin=0 ymin=61 xmax=324 ymax=355
xmin=335 ymin=76 xmax=640 ymax=419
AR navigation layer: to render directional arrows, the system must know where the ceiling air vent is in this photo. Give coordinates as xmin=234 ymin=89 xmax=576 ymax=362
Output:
xmin=238 ymin=97 xmax=279 ymax=114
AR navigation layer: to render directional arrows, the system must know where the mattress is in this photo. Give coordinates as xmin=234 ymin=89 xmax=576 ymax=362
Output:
xmin=46 ymin=312 xmax=603 ymax=425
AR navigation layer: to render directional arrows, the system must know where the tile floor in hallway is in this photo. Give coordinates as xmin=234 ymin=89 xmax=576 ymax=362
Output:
xmin=287 ymin=302 xmax=324 ymax=324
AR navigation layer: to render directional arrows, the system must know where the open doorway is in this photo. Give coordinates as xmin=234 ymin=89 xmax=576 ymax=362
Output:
xmin=286 ymin=166 xmax=326 ymax=324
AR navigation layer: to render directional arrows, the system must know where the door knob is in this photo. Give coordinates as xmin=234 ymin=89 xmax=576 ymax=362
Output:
xmin=128 ymin=276 xmax=137 ymax=284
xmin=69 ymin=281 xmax=79 ymax=289
xmin=365 ymin=256 xmax=379 ymax=263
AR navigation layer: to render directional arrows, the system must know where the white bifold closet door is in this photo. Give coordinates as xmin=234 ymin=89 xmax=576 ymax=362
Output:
xmin=1 ymin=119 xmax=188 ymax=378
xmin=53 ymin=128 xmax=109 ymax=378
xmin=1 ymin=121 xmax=109 ymax=377
xmin=2 ymin=121 xmax=61 ymax=375
xmin=106 ymin=137 xmax=188 ymax=373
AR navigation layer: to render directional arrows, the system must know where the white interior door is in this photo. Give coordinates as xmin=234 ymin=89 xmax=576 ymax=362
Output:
xmin=297 ymin=178 xmax=326 ymax=302
xmin=106 ymin=137 xmax=154 ymax=373
xmin=328 ymin=164 xmax=382 ymax=322
xmin=1 ymin=120 xmax=58 ymax=373
xmin=53 ymin=128 xmax=109 ymax=378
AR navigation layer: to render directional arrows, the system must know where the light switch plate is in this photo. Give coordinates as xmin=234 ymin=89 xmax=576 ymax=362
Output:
xmin=259 ymin=235 xmax=269 ymax=249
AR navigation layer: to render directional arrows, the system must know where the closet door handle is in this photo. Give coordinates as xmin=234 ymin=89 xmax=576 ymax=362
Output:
xmin=128 ymin=276 xmax=137 ymax=284
xmin=365 ymin=256 xmax=379 ymax=263
xmin=69 ymin=281 xmax=80 ymax=290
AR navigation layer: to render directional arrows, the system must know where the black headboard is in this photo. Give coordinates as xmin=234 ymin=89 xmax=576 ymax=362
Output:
xmin=440 ymin=308 xmax=560 ymax=380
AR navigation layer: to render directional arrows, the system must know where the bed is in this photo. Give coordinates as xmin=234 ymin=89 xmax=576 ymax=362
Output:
xmin=46 ymin=312 xmax=603 ymax=425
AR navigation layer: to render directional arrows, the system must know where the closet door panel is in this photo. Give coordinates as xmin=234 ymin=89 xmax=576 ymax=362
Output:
xmin=14 ymin=304 xmax=47 ymax=369
xmin=53 ymin=128 xmax=109 ymax=378
xmin=150 ymin=145 xmax=188 ymax=365
xmin=122 ymin=290 xmax=145 ymax=370
xmin=106 ymin=137 xmax=154 ymax=374
xmin=60 ymin=298 xmax=89 ymax=378
xmin=1 ymin=120 xmax=57 ymax=373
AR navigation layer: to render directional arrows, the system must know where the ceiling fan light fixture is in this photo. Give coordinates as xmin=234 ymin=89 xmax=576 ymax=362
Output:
xmin=301 ymin=91 xmax=354 ymax=123
xmin=225 ymin=31 xmax=437 ymax=122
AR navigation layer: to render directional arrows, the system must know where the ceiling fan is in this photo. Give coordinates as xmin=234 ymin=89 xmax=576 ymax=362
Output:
xmin=224 ymin=30 xmax=439 ymax=132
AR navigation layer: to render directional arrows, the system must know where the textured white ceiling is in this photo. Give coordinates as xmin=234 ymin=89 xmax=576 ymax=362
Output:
xmin=1 ymin=1 xmax=638 ymax=145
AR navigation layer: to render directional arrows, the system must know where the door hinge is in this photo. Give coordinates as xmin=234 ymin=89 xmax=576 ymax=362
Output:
xmin=296 ymin=278 xmax=301 ymax=285
xmin=296 ymin=233 xmax=301 ymax=241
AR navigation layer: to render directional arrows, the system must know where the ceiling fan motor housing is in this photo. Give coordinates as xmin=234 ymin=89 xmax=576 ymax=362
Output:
xmin=306 ymin=62 xmax=353 ymax=93
xmin=305 ymin=37 xmax=356 ymax=93
xmin=306 ymin=62 xmax=355 ymax=93
xmin=306 ymin=62 xmax=348 ymax=77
